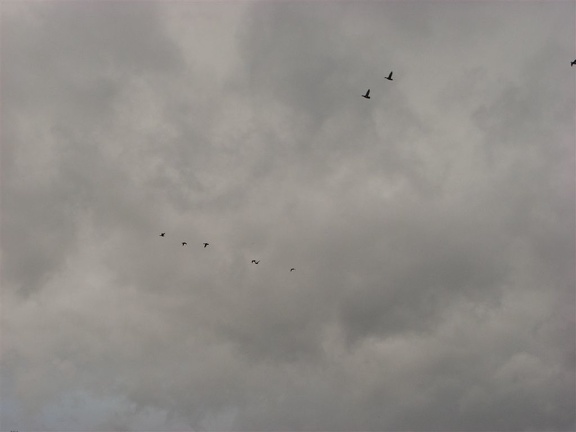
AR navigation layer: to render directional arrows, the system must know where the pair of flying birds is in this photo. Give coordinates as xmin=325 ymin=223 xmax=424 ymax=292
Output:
xmin=252 ymin=259 xmax=295 ymax=272
xmin=181 ymin=242 xmax=209 ymax=247
xmin=160 ymin=233 xmax=208 ymax=248
xmin=362 ymin=71 xmax=393 ymax=99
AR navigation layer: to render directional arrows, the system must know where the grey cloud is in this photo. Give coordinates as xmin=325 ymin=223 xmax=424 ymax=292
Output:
xmin=1 ymin=1 xmax=574 ymax=431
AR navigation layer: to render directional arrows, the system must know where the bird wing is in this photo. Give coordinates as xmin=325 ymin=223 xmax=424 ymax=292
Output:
xmin=388 ymin=72 xmax=393 ymax=78
xmin=366 ymin=89 xmax=370 ymax=96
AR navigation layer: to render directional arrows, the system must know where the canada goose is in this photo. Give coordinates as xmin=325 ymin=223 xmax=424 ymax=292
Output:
xmin=572 ymin=60 xmax=576 ymax=67
xmin=386 ymin=71 xmax=393 ymax=81
xmin=160 ymin=233 xmax=165 ymax=237
xmin=251 ymin=260 xmax=260 ymax=264
xmin=182 ymin=242 xmax=187 ymax=246
xmin=362 ymin=89 xmax=371 ymax=99
xmin=290 ymin=268 xmax=295 ymax=272
xmin=203 ymin=243 xmax=209 ymax=248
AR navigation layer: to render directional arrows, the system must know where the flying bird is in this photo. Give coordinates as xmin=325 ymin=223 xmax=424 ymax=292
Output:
xmin=203 ymin=243 xmax=209 ymax=248
xmin=182 ymin=242 xmax=187 ymax=246
xmin=385 ymin=71 xmax=393 ymax=81
xmin=572 ymin=60 xmax=576 ymax=66
xmin=290 ymin=268 xmax=295 ymax=272
xmin=362 ymin=89 xmax=371 ymax=99
xmin=251 ymin=260 xmax=260 ymax=264
xmin=160 ymin=233 xmax=165 ymax=237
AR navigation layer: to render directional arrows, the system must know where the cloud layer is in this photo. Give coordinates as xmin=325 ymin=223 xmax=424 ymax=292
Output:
xmin=1 ymin=2 xmax=574 ymax=430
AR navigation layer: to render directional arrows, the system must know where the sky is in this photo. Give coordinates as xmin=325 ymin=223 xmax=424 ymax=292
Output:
xmin=1 ymin=1 xmax=575 ymax=431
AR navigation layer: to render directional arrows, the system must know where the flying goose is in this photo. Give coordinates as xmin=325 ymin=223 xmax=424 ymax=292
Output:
xmin=203 ymin=243 xmax=209 ymax=248
xmin=182 ymin=242 xmax=187 ymax=246
xmin=362 ymin=89 xmax=371 ymax=99
xmin=290 ymin=268 xmax=295 ymax=272
xmin=160 ymin=233 xmax=165 ymax=237
xmin=251 ymin=260 xmax=260 ymax=264
xmin=386 ymin=71 xmax=393 ymax=81
xmin=572 ymin=60 xmax=576 ymax=67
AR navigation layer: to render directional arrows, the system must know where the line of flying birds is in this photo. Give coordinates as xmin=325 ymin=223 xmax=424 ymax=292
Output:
xmin=159 ymin=233 xmax=295 ymax=272
xmin=156 ymin=71 xmax=397 ymax=271
xmin=157 ymin=61 xmax=575 ymax=273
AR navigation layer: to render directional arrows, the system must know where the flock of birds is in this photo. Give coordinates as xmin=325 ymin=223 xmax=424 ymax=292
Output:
xmin=158 ymin=60 xmax=575 ymax=274
xmin=159 ymin=233 xmax=295 ymax=272
xmin=157 ymin=71 xmax=400 ymax=274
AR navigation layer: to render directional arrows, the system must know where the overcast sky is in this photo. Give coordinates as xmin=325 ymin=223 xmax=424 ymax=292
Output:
xmin=1 ymin=1 xmax=575 ymax=431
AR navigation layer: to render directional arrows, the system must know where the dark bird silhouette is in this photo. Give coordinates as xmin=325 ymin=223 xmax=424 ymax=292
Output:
xmin=386 ymin=71 xmax=393 ymax=81
xmin=290 ymin=268 xmax=295 ymax=272
xmin=362 ymin=89 xmax=371 ymax=99
xmin=182 ymin=242 xmax=187 ymax=246
xmin=251 ymin=260 xmax=260 ymax=264
xmin=203 ymin=243 xmax=209 ymax=248
xmin=160 ymin=233 xmax=165 ymax=237
xmin=572 ymin=60 xmax=576 ymax=67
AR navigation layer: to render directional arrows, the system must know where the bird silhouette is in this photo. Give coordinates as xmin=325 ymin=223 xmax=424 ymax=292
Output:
xmin=572 ymin=60 xmax=576 ymax=67
xmin=290 ymin=268 xmax=295 ymax=272
xmin=251 ymin=260 xmax=260 ymax=264
xmin=203 ymin=243 xmax=209 ymax=248
xmin=362 ymin=89 xmax=371 ymax=99
xmin=386 ymin=71 xmax=393 ymax=81
xmin=182 ymin=242 xmax=187 ymax=246
xmin=160 ymin=233 xmax=165 ymax=237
